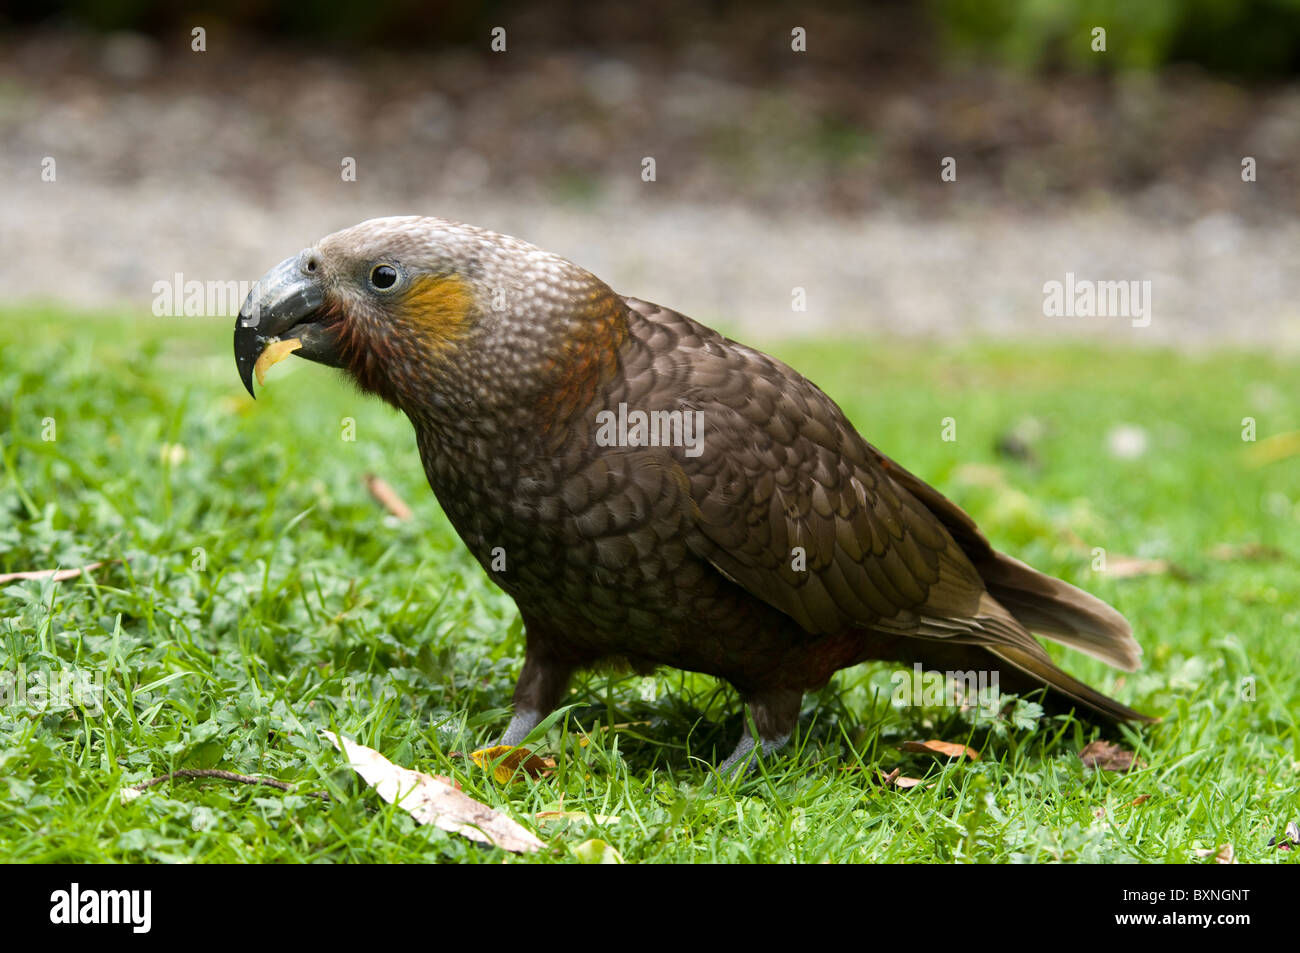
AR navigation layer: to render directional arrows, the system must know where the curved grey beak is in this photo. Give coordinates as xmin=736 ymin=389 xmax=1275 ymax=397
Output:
xmin=234 ymin=251 xmax=337 ymax=397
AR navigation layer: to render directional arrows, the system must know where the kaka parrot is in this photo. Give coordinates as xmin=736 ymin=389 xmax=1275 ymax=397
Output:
xmin=234 ymin=216 xmax=1151 ymax=773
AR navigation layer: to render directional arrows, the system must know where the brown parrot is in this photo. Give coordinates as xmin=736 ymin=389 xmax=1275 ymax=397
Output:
xmin=234 ymin=216 xmax=1152 ymax=773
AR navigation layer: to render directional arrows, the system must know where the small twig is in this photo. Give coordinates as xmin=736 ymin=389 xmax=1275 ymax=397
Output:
xmin=0 ymin=560 xmax=116 ymax=584
xmin=127 ymin=769 xmax=331 ymax=800
xmin=364 ymin=473 xmax=413 ymax=520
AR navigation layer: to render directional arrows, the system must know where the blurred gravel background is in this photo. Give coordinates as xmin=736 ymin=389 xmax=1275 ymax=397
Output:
xmin=3 ymin=14 xmax=1299 ymax=348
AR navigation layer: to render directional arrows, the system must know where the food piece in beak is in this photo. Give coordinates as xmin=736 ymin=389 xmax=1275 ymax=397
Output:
xmin=254 ymin=338 xmax=303 ymax=387
xmin=234 ymin=251 xmax=339 ymax=398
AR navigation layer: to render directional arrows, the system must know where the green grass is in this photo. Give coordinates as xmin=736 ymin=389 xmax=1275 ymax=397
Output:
xmin=1 ymin=306 xmax=1297 ymax=863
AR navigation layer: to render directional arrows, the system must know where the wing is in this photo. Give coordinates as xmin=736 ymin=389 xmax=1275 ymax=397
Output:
xmin=614 ymin=298 xmax=1149 ymax=721
xmin=623 ymin=298 xmax=1001 ymax=643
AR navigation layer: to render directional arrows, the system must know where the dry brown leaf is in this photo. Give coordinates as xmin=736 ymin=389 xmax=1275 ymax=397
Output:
xmin=322 ymin=732 xmax=543 ymax=854
xmin=253 ymin=337 xmax=302 ymax=386
xmin=1130 ymin=794 xmax=1151 ymax=807
xmin=364 ymin=474 xmax=413 ymax=520
xmin=1105 ymin=556 xmax=1171 ymax=578
xmin=1195 ymin=843 xmax=1237 ymax=864
xmin=1207 ymin=542 xmax=1284 ymax=562
xmin=0 ymin=561 xmax=109 ymax=584
xmin=1080 ymin=740 xmax=1141 ymax=773
xmin=951 ymin=463 xmax=1009 ymax=488
xmin=900 ymin=739 xmax=979 ymax=760
xmin=876 ymin=767 xmax=926 ymax=789
xmin=471 ymin=745 xmax=555 ymax=784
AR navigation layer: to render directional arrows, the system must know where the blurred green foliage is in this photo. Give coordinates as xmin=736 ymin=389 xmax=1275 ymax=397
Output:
xmin=11 ymin=0 xmax=1300 ymax=76
xmin=933 ymin=0 xmax=1300 ymax=75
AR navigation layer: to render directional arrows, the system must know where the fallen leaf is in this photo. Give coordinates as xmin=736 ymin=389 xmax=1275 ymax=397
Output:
xmin=1080 ymin=740 xmax=1141 ymax=773
xmin=951 ymin=463 xmax=1009 ymax=488
xmin=471 ymin=745 xmax=555 ymax=784
xmin=876 ymin=767 xmax=926 ymax=789
xmin=253 ymin=337 xmax=302 ymax=386
xmin=535 ymin=811 xmax=620 ymax=825
xmin=1268 ymin=820 xmax=1300 ymax=850
xmin=1104 ymin=556 xmax=1172 ymax=578
xmin=1195 ymin=843 xmax=1236 ymax=864
xmin=1130 ymin=794 xmax=1151 ymax=807
xmin=0 ymin=561 xmax=109 ymax=584
xmin=571 ymin=838 xmax=624 ymax=864
xmin=322 ymin=732 xmax=543 ymax=854
xmin=1207 ymin=542 xmax=1283 ymax=562
xmin=364 ymin=474 xmax=413 ymax=520
xmin=1245 ymin=430 xmax=1300 ymax=467
xmin=900 ymin=739 xmax=979 ymax=760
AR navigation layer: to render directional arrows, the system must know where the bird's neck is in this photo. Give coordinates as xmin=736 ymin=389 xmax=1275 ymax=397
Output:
xmin=404 ymin=290 xmax=631 ymax=457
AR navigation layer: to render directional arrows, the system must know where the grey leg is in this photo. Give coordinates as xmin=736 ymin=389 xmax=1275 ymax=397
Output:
xmin=497 ymin=638 xmax=574 ymax=747
xmin=499 ymin=708 xmax=544 ymax=746
xmin=717 ymin=729 xmax=792 ymax=775
xmin=714 ymin=687 xmax=802 ymax=775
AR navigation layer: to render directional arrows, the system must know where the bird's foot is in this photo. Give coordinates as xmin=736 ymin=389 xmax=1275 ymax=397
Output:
xmin=468 ymin=708 xmax=543 ymax=779
xmin=715 ymin=730 xmax=791 ymax=777
xmin=497 ymin=707 xmax=543 ymax=747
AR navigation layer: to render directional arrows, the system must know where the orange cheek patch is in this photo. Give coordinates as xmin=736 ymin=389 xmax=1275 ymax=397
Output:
xmin=404 ymin=274 xmax=475 ymax=352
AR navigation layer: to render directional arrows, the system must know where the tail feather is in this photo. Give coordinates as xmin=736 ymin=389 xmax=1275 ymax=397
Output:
xmin=989 ymin=643 xmax=1156 ymax=724
xmin=871 ymin=450 xmax=1151 ymax=722
xmin=977 ymin=550 xmax=1142 ymax=672
xmin=971 ymin=592 xmax=1154 ymax=724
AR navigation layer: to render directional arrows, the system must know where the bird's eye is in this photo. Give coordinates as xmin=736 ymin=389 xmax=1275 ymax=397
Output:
xmin=370 ymin=264 xmax=400 ymax=291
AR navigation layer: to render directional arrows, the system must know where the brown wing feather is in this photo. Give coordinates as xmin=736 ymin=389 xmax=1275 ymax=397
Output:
xmin=627 ymin=301 xmax=1009 ymax=650
xmin=624 ymin=297 xmax=1142 ymax=689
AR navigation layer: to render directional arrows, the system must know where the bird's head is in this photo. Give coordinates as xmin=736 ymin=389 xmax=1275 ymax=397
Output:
xmin=234 ymin=216 xmax=628 ymax=424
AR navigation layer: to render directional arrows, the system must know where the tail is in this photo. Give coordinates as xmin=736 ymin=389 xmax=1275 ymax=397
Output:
xmin=976 ymin=550 xmax=1143 ymax=671
xmin=970 ymin=568 xmax=1155 ymax=724
xmin=986 ymin=643 xmax=1155 ymax=724
xmin=872 ymin=452 xmax=1153 ymax=723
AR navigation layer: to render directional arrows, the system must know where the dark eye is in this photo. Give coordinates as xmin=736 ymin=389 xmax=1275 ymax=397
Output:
xmin=370 ymin=264 xmax=399 ymax=290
